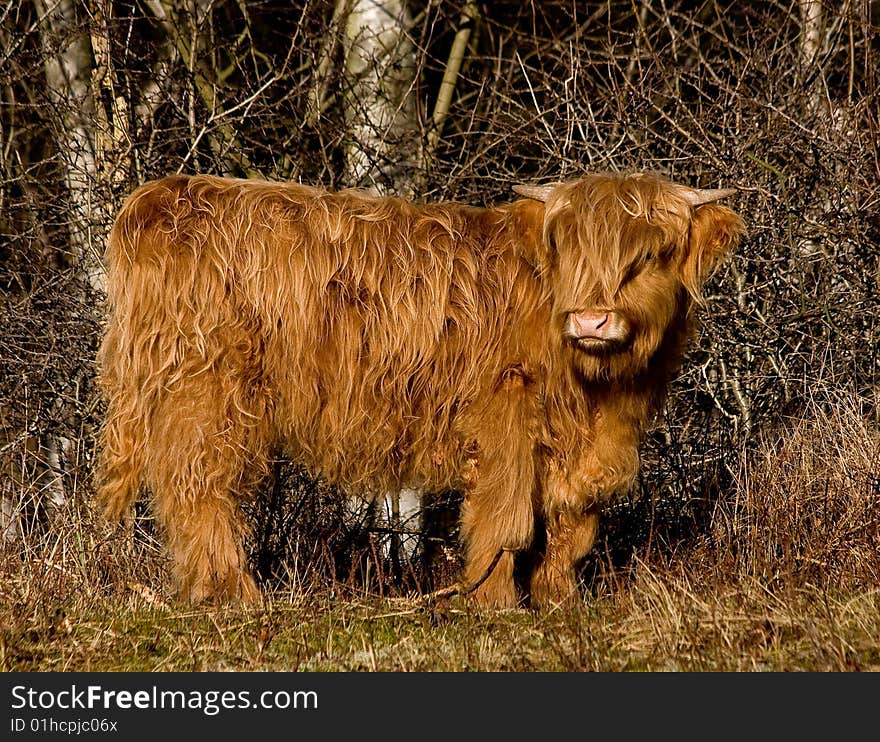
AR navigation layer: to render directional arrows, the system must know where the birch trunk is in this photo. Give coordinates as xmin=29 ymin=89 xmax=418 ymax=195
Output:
xmin=341 ymin=0 xmax=418 ymax=194
xmin=33 ymin=0 xmax=104 ymax=294
xmin=799 ymin=0 xmax=829 ymax=117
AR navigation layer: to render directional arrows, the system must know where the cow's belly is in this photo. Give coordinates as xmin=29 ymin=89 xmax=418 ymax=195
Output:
xmin=275 ymin=391 xmax=474 ymax=495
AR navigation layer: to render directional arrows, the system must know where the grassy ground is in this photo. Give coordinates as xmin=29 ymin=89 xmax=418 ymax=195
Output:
xmin=4 ymin=571 xmax=879 ymax=672
xmin=3 ymin=394 xmax=879 ymax=672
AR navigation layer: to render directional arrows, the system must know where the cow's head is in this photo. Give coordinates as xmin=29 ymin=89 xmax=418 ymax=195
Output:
xmin=514 ymin=172 xmax=744 ymax=381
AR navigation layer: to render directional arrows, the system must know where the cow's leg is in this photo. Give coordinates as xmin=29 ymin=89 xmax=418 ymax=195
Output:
xmin=530 ymin=506 xmax=599 ymax=609
xmin=145 ymin=375 xmax=271 ymax=604
xmin=531 ymin=417 xmax=640 ymax=609
xmin=460 ymin=501 xmax=520 ymax=608
xmin=98 ymin=391 xmax=148 ymax=523
xmin=460 ymin=372 xmax=537 ymax=608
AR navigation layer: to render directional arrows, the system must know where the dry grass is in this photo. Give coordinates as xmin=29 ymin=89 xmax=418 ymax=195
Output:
xmin=2 ymin=390 xmax=879 ymax=672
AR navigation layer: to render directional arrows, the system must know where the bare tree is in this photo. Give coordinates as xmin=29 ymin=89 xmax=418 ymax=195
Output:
xmin=1 ymin=0 xmax=107 ymax=540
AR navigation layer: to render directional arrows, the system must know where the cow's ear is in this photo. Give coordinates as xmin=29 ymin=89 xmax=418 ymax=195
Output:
xmin=679 ymin=204 xmax=744 ymax=300
xmin=511 ymin=181 xmax=571 ymax=269
xmin=508 ymin=198 xmax=552 ymax=268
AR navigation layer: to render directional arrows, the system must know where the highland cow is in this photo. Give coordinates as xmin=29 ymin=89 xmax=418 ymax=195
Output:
xmin=96 ymin=172 xmax=743 ymax=608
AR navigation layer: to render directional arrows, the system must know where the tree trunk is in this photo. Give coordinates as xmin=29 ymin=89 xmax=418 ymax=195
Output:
xmin=800 ymin=0 xmax=826 ymax=116
xmin=33 ymin=0 xmax=104 ymax=294
xmin=341 ymin=0 xmax=419 ymax=194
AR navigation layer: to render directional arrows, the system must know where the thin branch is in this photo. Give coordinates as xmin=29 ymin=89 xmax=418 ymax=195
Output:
xmin=425 ymin=0 xmax=478 ymax=161
xmin=419 ymin=547 xmax=506 ymax=603
xmin=143 ymin=0 xmax=259 ymax=177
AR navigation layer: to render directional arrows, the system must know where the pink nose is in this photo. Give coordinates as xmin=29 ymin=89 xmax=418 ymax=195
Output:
xmin=567 ymin=311 xmax=610 ymax=339
xmin=564 ymin=311 xmax=630 ymax=342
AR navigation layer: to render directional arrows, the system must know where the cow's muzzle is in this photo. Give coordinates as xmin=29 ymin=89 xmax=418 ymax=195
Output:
xmin=564 ymin=310 xmax=631 ymax=350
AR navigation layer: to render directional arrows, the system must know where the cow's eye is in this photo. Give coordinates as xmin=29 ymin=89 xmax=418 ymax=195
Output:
xmin=622 ymin=262 xmax=642 ymax=283
xmin=622 ymin=253 xmax=657 ymax=284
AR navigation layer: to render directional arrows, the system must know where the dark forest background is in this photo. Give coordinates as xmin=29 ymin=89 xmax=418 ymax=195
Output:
xmin=1 ymin=1 xmax=878 ymax=598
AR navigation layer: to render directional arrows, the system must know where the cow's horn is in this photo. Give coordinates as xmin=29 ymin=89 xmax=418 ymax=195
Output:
xmin=512 ymin=183 xmax=560 ymax=202
xmin=684 ymin=187 xmax=738 ymax=206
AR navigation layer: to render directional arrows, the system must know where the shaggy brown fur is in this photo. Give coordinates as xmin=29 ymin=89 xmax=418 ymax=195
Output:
xmin=96 ymin=172 xmax=743 ymax=608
